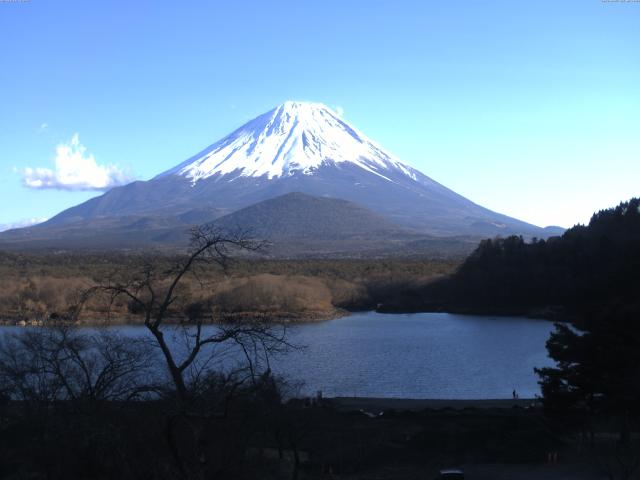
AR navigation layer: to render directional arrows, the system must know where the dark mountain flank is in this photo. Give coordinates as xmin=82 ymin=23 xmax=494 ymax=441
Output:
xmin=213 ymin=193 xmax=403 ymax=240
xmin=1 ymin=101 xmax=563 ymax=253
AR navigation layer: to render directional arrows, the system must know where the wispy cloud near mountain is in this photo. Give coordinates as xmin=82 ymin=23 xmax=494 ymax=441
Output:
xmin=21 ymin=134 xmax=134 ymax=191
xmin=0 ymin=217 xmax=48 ymax=233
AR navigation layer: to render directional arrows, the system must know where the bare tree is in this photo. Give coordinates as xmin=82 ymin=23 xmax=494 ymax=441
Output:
xmin=0 ymin=326 xmax=155 ymax=407
xmin=593 ymin=440 xmax=640 ymax=480
xmin=60 ymin=225 xmax=300 ymax=478
xmin=88 ymin=225 xmax=290 ymax=406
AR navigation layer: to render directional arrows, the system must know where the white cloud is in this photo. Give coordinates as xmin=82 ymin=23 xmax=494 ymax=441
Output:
xmin=22 ymin=134 xmax=134 ymax=191
xmin=0 ymin=217 xmax=48 ymax=233
xmin=333 ymin=105 xmax=345 ymax=118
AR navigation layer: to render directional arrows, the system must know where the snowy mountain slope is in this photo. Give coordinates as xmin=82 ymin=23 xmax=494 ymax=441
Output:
xmin=157 ymin=101 xmax=419 ymax=183
xmin=4 ymin=101 xmax=563 ymax=247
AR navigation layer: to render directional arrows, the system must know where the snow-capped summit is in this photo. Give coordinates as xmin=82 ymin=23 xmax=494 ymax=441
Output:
xmin=18 ymin=100 xmax=562 ymax=246
xmin=158 ymin=101 xmax=417 ymax=182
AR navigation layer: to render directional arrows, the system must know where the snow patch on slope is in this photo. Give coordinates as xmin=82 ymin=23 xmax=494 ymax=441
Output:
xmin=159 ymin=101 xmax=418 ymax=183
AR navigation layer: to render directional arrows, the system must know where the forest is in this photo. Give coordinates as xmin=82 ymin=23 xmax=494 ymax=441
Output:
xmin=373 ymin=198 xmax=640 ymax=321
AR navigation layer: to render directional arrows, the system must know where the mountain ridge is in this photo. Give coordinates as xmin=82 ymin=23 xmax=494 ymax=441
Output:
xmin=212 ymin=192 xmax=405 ymax=239
xmin=1 ymin=100 xmax=564 ymax=252
xmin=0 ymin=192 xmax=480 ymax=257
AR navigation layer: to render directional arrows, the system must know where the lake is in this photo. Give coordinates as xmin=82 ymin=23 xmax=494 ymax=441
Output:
xmin=0 ymin=312 xmax=556 ymax=399
xmin=270 ymin=312 xmax=556 ymax=399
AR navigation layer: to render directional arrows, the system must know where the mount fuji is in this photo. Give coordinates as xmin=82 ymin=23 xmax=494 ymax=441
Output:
xmin=1 ymin=101 xmax=562 ymax=253
xmin=159 ymin=101 xmax=420 ymax=183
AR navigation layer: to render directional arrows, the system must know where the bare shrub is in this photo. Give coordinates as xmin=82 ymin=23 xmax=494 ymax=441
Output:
xmin=0 ymin=326 xmax=156 ymax=405
xmin=0 ymin=276 xmax=97 ymax=321
xmin=323 ymin=277 xmax=369 ymax=309
xmin=213 ymin=274 xmax=333 ymax=313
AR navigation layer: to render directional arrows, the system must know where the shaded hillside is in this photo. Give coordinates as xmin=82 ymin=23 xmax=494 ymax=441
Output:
xmin=212 ymin=192 xmax=403 ymax=239
xmin=208 ymin=192 xmax=482 ymax=257
xmin=421 ymin=198 xmax=640 ymax=319
xmin=0 ymin=193 xmax=479 ymax=258
xmin=0 ymin=214 xmax=196 ymax=250
xmin=35 ymin=163 xmax=559 ymax=238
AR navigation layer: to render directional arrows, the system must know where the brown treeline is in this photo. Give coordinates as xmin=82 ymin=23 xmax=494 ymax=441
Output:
xmin=0 ymin=252 xmax=458 ymax=324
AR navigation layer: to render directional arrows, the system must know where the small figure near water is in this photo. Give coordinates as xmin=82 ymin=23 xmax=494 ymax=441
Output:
xmin=512 ymin=389 xmax=519 ymax=399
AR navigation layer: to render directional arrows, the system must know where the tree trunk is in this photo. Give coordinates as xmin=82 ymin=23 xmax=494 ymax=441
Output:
xmin=148 ymin=326 xmax=189 ymax=405
xmin=289 ymin=433 xmax=300 ymax=480
xmin=620 ymin=410 xmax=631 ymax=446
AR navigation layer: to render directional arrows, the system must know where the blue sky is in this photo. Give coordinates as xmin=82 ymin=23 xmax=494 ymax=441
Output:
xmin=1 ymin=0 xmax=638 ymax=230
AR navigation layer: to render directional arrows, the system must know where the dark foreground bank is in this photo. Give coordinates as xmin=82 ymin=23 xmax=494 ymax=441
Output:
xmin=1 ymin=394 xmax=621 ymax=480
xmin=330 ymin=396 xmax=540 ymax=412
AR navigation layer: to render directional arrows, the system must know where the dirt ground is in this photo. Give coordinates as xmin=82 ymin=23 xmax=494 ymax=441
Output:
xmin=331 ymin=397 xmax=540 ymax=413
xmin=461 ymin=463 xmax=606 ymax=479
xmin=325 ymin=397 xmax=612 ymax=480
xmin=341 ymin=462 xmax=606 ymax=479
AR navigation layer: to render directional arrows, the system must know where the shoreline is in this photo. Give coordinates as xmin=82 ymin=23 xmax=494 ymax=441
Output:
xmin=375 ymin=303 xmax=571 ymax=322
xmin=0 ymin=306 xmax=562 ymax=327
xmin=328 ymin=396 xmax=541 ymax=412
xmin=0 ymin=308 xmax=349 ymax=327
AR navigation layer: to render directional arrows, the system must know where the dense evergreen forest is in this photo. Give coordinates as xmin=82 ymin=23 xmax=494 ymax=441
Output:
xmin=428 ymin=198 xmax=640 ymax=439
xmin=427 ymin=197 xmax=640 ymax=321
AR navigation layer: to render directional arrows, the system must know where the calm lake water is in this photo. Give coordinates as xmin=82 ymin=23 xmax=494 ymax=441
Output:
xmin=271 ymin=312 xmax=556 ymax=399
xmin=0 ymin=312 xmax=556 ymax=399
